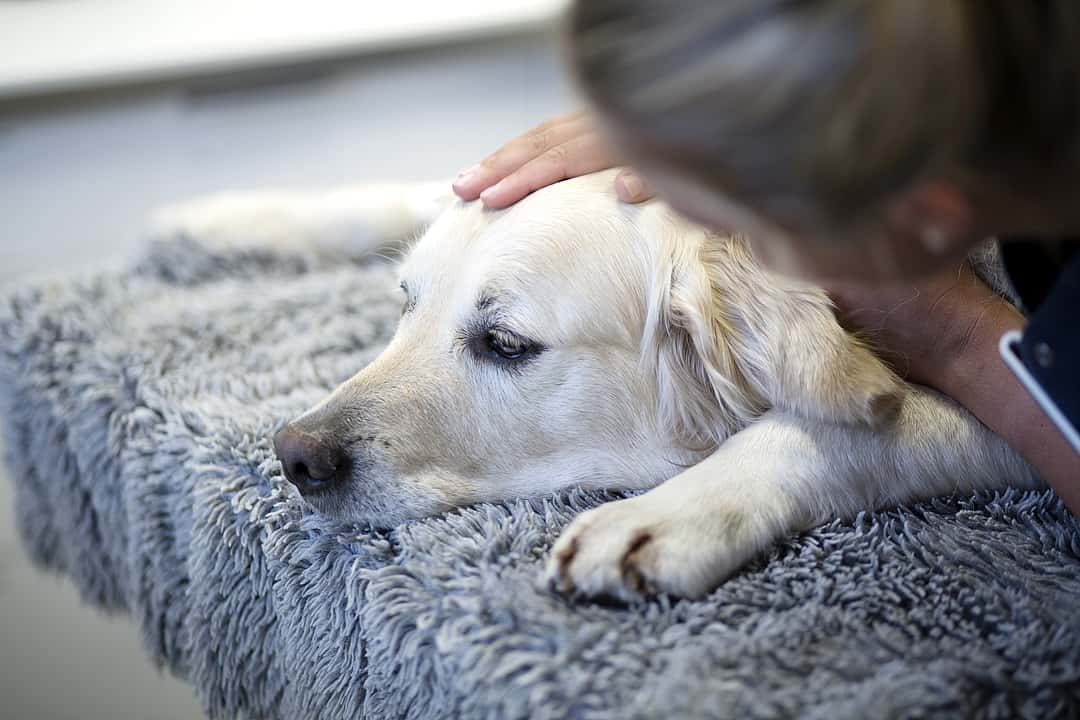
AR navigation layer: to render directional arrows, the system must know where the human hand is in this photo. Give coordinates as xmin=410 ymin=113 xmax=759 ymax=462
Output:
xmin=451 ymin=111 xmax=654 ymax=208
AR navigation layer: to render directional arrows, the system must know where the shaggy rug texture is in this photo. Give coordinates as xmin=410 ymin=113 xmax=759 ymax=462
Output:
xmin=3 ymin=236 xmax=1080 ymax=720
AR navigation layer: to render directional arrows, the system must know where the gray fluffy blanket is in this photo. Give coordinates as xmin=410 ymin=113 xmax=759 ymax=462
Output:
xmin=3 ymin=237 xmax=1080 ymax=720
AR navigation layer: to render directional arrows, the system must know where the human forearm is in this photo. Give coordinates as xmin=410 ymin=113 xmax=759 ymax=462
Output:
xmin=831 ymin=263 xmax=1080 ymax=516
xmin=938 ymin=304 xmax=1080 ymax=516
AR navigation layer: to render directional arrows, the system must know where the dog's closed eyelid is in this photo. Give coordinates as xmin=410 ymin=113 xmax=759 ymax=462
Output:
xmin=399 ymin=280 xmax=417 ymax=314
xmin=455 ymin=320 xmax=545 ymax=367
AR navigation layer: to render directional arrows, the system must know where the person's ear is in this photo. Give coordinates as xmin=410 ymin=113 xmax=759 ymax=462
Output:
xmin=886 ymin=181 xmax=976 ymax=255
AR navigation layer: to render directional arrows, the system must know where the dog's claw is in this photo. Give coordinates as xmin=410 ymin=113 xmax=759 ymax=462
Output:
xmin=555 ymin=536 xmax=579 ymax=569
xmin=546 ymin=535 xmax=579 ymax=595
xmin=619 ymin=531 xmax=654 ymax=597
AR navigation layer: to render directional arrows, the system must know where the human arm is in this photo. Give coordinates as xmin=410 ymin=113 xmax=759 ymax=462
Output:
xmin=829 ymin=264 xmax=1080 ymax=516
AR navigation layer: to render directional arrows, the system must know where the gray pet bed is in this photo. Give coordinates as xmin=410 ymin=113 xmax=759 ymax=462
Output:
xmin=3 ymin=236 xmax=1080 ymax=720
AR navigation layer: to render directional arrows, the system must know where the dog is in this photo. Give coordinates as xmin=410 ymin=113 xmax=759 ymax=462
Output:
xmin=153 ymin=169 xmax=1039 ymax=601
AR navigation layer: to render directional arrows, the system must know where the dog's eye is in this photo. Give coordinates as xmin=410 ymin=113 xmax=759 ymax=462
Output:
xmin=476 ymin=328 xmax=537 ymax=363
xmin=486 ymin=330 xmax=529 ymax=360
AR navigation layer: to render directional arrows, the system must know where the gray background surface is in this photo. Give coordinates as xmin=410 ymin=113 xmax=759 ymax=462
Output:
xmin=0 ymin=33 xmax=571 ymax=719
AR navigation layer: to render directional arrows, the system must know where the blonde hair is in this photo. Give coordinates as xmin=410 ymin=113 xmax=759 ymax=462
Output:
xmin=567 ymin=0 xmax=1080 ymax=236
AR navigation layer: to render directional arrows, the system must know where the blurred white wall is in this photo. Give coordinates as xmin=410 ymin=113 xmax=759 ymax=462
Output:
xmin=0 ymin=0 xmax=567 ymax=98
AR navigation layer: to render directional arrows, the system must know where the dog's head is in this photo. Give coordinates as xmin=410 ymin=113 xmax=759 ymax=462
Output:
xmin=273 ymin=170 xmax=894 ymax=526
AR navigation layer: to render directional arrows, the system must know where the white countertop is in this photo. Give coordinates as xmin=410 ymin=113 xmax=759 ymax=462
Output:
xmin=0 ymin=0 xmax=567 ymax=100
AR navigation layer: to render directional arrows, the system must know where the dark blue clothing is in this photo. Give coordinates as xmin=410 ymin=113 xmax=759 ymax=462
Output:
xmin=1000 ymin=240 xmax=1080 ymax=446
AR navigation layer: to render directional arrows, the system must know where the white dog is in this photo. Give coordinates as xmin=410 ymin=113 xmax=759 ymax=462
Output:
xmin=153 ymin=170 xmax=1039 ymax=601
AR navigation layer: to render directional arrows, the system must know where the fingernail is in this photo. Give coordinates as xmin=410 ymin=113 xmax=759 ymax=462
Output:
xmin=617 ymin=173 xmax=644 ymax=201
xmin=454 ymin=164 xmax=480 ymax=186
xmin=479 ymin=180 xmax=502 ymax=205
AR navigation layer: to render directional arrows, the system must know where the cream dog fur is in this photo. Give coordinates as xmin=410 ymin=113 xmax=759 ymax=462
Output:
xmin=153 ymin=170 xmax=1039 ymax=601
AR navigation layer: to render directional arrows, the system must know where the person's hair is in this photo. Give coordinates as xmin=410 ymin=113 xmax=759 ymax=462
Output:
xmin=567 ymin=0 xmax=1080 ymax=237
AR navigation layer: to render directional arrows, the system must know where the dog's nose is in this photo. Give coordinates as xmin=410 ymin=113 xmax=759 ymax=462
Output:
xmin=273 ymin=425 xmax=346 ymax=495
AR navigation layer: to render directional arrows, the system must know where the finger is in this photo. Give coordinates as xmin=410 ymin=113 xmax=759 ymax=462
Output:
xmin=614 ymin=169 xmax=655 ymax=203
xmin=478 ymin=134 xmax=615 ymax=208
xmin=454 ymin=114 xmax=588 ymax=199
xmin=452 ymin=113 xmax=589 ymax=200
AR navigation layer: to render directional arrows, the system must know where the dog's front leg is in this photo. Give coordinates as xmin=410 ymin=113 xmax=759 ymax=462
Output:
xmin=546 ymin=388 xmax=1038 ymax=601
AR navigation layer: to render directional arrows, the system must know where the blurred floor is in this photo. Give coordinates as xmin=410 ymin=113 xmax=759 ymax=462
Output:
xmin=0 ymin=33 xmax=572 ymax=718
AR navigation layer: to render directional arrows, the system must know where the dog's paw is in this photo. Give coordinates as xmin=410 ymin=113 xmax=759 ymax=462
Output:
xmin=545 ymin=495 xmax=756 ymax=602
xmin=146 ymin=182 xmax=449 ymax=257
xmin=148 ymin=191 xmax=314 ymax=252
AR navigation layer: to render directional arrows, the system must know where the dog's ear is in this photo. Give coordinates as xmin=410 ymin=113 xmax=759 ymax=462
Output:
xmin=642 ymin=228 xmax=768 ymax=450
xmin=643 ymin=223 xmax=905 ymax=447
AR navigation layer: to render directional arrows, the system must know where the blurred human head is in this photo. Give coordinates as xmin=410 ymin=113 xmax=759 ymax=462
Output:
xmin=567 ymin=0 xmax=1080 ymax=282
